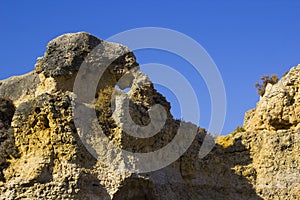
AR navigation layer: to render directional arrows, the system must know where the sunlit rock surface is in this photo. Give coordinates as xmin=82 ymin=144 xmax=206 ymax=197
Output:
xmin=0 ymin=32 xmax=299 ymax=199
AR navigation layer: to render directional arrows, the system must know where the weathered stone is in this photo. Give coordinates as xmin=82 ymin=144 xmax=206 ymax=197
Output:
xmin=244 ymin=65 xmax=300 ymax=131
xmin=0 ymin=32 xmax=299 ymax=199
xmin=0 ymin=72 xmax=40 ymax=106
xmin=35 ymin=32 xmax=138 ymax=93
xmin=35 ymin=32 xmax=102 ymax=77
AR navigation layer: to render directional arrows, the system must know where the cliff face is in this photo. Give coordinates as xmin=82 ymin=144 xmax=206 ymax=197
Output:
xmin=244 ymin=66 xmax=300 ymax=131
xmin=0 ymin=32 xmax=299 ymax=200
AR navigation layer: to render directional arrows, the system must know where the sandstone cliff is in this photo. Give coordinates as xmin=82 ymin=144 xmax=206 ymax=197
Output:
xmin=0 ymin=32 xmax=299 ymax=200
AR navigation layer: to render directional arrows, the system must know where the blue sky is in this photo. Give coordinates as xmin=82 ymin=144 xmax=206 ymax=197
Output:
xmin=1 ymin=1 xmax=300 ymax=135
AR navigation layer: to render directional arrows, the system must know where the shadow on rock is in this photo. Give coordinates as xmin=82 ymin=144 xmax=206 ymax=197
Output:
xmin=110 ymin=132 xmax=263 ymax=200
xmin=0 ymin=97 xmax=19 ymax=182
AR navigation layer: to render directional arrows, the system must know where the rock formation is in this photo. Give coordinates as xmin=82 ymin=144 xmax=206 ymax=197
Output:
xmin=0 ymin=32 xmax=299 ymax=199
xmin=244 ymin=66 xmax=300 ymax=131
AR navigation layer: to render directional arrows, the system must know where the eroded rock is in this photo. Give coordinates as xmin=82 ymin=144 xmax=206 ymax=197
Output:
xmin=244 ymin=65 xmax=300 ymax=131
xmin=0 ymin=32 xmax=299 ymax=199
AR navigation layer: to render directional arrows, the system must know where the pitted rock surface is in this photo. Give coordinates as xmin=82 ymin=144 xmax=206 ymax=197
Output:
xmin=0 ymin=32 xmax=299 ymax=199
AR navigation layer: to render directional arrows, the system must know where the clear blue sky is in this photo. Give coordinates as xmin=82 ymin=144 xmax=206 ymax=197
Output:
xmin=1 ymin=1 xmax=300 ymax=135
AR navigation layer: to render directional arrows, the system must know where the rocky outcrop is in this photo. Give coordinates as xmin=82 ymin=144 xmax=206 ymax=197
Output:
xmin=244 ymin=65 xmax=300 ymax=131
xmin=0 ymin=32 xmax=299 ymax=199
